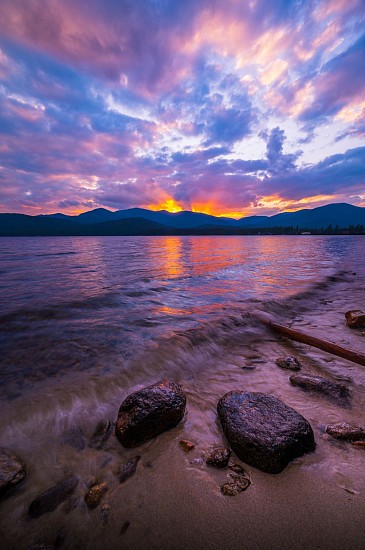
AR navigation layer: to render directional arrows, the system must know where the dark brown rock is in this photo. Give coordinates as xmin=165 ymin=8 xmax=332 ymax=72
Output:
xmin=118 ymin=456 xmax=140 ymax=483
xmin=345 ymin=310 xmax=365 ymax=328
xmin=275 ymin=356 xmax=301 ymax=371
xmin=84 ymin=482 xmax=108 ymax=509
xmin=206 ymin=448 xmax=231 ymax=468
xmin=352 ymin=441 xmax=365 ymax=448
xmin=326 ymin=423 xmax=365 ymax=441
xmin=0 ymin=449 xmax=26 ymax=496
xmin=115 ymin=380 xmax=186 ymax=447
xmin=290 ymin=373 xmax=350 ymax=401
xmin=29 ymin=476 xmax=78 ymax=518
xmin=217 ymin=392 xmax=315 ymax=474
xmin=89 ymin=420 xmax=112 ymax=449
xmin=179 ymin=440 xmax=195 ymax=452
xmin=220 ymin=474 xmax=250 ymax=496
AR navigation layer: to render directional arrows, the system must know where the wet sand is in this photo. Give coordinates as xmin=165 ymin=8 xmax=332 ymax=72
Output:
xmin=1 ymin=270 xmax=365 ymax=549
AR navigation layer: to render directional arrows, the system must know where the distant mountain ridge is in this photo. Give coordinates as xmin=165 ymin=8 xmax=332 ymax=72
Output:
xmin=1 ymin=203 xmax=365 ymax=236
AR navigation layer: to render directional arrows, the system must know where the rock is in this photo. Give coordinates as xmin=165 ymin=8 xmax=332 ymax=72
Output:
xmin=352 ymin=441 xmax=365 ymax=448
xmin=61 ymin=427 xmax=85 ymax=451
xmin=89 ymin=420 xmax=112 ymax=449
xmin=120 ymin=520 xmax=130 ymax=535
xmin=118 ymin=456 xmax=140 ymax=483
xmin=115 ymin=380 xmax=186 ymax=447
xmin=345 ymin=310 xmax=365 ymax=328
xmin=206 ymin=448 xmax=231 ymax=468
xmin=217 ymin=392 xmax=315 ymax=474
xmin=228 ymin=461 xmax=246 ymax=475
xmin=220 ymin=474 xmax=250 ymax=496
xmin=0 ymin=449 xmax=26 ymax=496
xmin=28 ymin=545 xmax=54 ymax=550
xmin=29 ymin=476 xmax=78 ymax=518
xmin=179 ymin=440 xmax=195 ymax=452
xmin=326 ymin=423 xmax=365 ymax=441
xmin=275 ymin=356 xmax=301 ymax=371
xmin=84 ymin=482 xmax=108 ymax=509
xmin=290 ymin=373 xmax=350 ymax=401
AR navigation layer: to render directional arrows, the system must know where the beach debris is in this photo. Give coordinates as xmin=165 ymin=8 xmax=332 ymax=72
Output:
xmin=352 ymin=441 xmax=365 ymax=448
xmin=345 ymin=310 xmax=365 ymax=329
xmin=84 ymin=482 xmax=109 ymax=509
xmin=100 ymin=502 xmax=111 ymax=525
xmin=326 ymin=423 xmax=365 ymax=441
xmin=206 ymin=448 xmax=231 ymax=468
xmin=89 ymin=420 xmax=112 ymax=449
xmin=252 ymin=312 xmax=365 ymax=367
xmin=61 ymin=427 xmax=85 ymax=451
xmin=115 ymin=379 xmax=186 ymax=447
xmin=118 ymin=456 xmax=140 ymax=483
xmin=217 ymin=392 xmax=315 ymax=474
xmin=0 ymin=448 xmax=26 ymax=497
xmin=290 ymin=373 xmax=350 ymax=401
xmin=275 ymin=356 xmax=301 ymax=371
xmin=120 ymin=520 xmax=130 ymax=535
xmin=29 ymin=476 xmax=78 ymax=518
xmin=228 ymin=461 xmax=247 ymax=475
xmin=179 ymin=440 xmax=195 ymax=452
xmin=220 ymin=473 xmax=250 ymax=496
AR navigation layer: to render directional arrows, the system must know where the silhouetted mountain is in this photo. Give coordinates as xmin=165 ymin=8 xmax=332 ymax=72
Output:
xmin=1 ymin=203 xmax=365 ymax=236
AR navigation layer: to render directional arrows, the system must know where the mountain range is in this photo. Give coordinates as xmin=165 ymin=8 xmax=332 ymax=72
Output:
xmin=0 ymin=203 xmax=365 ymax=236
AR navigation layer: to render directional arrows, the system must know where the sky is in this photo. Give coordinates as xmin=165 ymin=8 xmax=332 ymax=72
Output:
xmin=0 ymin=0 xmax=364 ymax=218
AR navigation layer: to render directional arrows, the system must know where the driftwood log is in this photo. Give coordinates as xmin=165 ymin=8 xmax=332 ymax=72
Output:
xmin=252 ymin=312 xmax=365 ymax=368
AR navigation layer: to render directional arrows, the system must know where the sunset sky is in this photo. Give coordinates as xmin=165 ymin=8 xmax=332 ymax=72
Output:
xmin=0 ymin=0 xmax=364 ymax=217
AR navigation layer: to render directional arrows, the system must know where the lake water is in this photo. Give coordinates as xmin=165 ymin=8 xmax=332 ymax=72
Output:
xmin=1 ymin=235 xmax=365 ymax=548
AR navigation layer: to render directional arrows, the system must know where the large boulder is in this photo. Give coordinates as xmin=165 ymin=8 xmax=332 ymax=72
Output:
xmin=217 ymin=392 xmax=315 ymax=474
xmin=0 ymin=449 xmax=26 ymax=496
xmin=290 ymin=373 xmax=350 ymax=401
xmin=115 ymin=380 xmax=186 ymax=447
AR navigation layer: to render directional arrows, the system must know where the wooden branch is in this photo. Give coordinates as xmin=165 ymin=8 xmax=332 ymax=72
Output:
xmin=252 ymin=312 xmax=365 ymax=367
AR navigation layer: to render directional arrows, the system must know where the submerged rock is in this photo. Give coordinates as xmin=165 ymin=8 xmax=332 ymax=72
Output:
xmin=89 ymin=420 xmax=112 ymax=449
xmin=115 ymin=380 xmax=186 ymax=447
xmin=275 ymin=356 xmax=301 ymax=371
xmin=228 ymin=461 xmax=246 ymax=475
xmin=220 ymin=474 xmax=250 ymax=496
xmin=345 ymin=310 xmax=365 ymax=328
xmin=29 ymin=476 xmax=78 ymax=518
xmin=206 ymin=448 xmax=231 ymax=468
xmin=290 ymin=373 xmax=350 ymax=401
xmin=0 ymin=449 xmax=26 ymax=496
xmin=61 ymin=427 xmax=85 ymax=451
xmin=326 ymin=423 xmax=365 ymax=441
xmin=118 ymin=456 xmax=140 ymax=483
xmin=84 ymin=482 xmax=108 ymax=509
xmin=179 ymin=440 xmax=195 ymax=452
xmin=120 ymin=520 xmax=130 ymax=535
xmin=217 ymin=391 xmax=315 ymax=474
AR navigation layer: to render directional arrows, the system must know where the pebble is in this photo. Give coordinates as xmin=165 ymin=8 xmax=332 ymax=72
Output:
xmin=179 ymin=440 xmax=195 ymax=452
xmin=84 ymin=482 xmax=109 ymax=509
xmin=206 ymin=448 xmax=231 ymax=468
xmin=118 ymin=456 xmax=140 ymax=483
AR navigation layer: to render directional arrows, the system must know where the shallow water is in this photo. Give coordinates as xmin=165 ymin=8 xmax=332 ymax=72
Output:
xmin=0 ymin=235 xmax=365 ymax=549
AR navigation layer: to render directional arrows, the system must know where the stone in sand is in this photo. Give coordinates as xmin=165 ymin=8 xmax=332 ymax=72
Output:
xmin=118 ymin=456 xmax=140 ymax=483
xmin=220 ymin=473 xmax=250 ymax=496
xmin=0 ymin=449 xmax=26 ymax=496
xmin=89 ymin=420 xmax=112 ymax=449
xmin=352 ymin=441 xmax=365 ymax=448
xmin=84 ymin=482 xmax=109 ymax=509
xmin=217 ymin=392 xmax=315 ymax=474
xmin=290 ymin=373 xmax=350 ymax=401
xmin=326 ymin=422 xmax=365 ymax=441
xmin=179 ymin=440 xmax=195 ymax=452
xmin=29 ymin=476 xmax=78 ymax=518
xmin=275 ymin=356 xmax=301 ymax=371
xmin=345 ymin=310 xmax=365 ymax=328
xmin=206 ymin=448 xmax=231 ymax=468
xmin=115 ymin=380 xmax=186 ymax=447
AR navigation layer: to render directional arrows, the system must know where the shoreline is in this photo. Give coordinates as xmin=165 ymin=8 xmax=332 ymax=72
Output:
xmin=1 ymin=269 xmax=365 ymax=549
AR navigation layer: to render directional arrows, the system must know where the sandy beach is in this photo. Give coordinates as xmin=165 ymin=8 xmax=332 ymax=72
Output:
xmin=1 ymin=264 xmax=364 ymax=550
